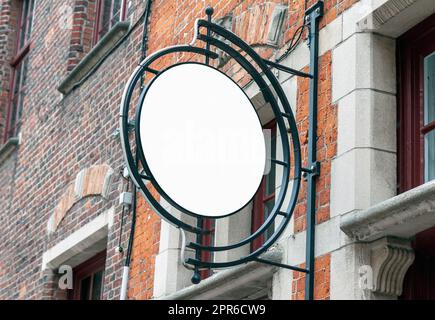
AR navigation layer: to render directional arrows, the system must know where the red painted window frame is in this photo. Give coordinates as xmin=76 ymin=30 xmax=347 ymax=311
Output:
xmin=251 ymin=120 xmax=276 ymax=251
xmin=93 ymin=0 xmax=127 ymax=45
xmin=3 ymin=0 xmax=34 ymax=143
xmin=68 ymin=250 xmax=107 ymax=300
xmin=397 ymin=12 xmax=435 ymax=193
xmin=398 ymin=13 xmax=435 ymax=301
xmin=199 ymin=218 xmax=215 ymax=280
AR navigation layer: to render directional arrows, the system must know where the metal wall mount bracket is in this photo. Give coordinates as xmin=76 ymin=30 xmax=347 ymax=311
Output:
xmin=119 ymin=0 xmax=324 ymax=301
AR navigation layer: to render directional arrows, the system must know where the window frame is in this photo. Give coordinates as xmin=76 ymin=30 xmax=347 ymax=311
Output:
xmin=3 ymin=0 xmax=34 ymax=143
xmin=93 ymin=0 xmax=127 ymax=45
xmin=199 ymin=218 xmax=215 ymax=280
xmin=68 ymin=250 xmax=107 ymax=300
xmin=397 ymin=12 xmax=435 ymax=192
xmin=251 ymin=120 xmax=276 ymax=251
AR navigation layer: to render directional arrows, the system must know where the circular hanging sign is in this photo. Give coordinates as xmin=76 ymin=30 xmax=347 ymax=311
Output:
xmin=138 ymin=62 xmax=266 ymax=218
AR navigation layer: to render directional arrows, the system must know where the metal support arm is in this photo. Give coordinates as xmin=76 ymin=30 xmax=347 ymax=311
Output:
xmin=304 ymin=1 xmax=323 ymax=301
xmin=254 ymin=258 xmax=310 ymax=274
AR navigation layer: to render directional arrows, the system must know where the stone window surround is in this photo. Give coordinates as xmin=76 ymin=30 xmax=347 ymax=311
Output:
xmin=46 ymin=164 xmax=114 ymax=235
xmin=341 ymin=180 xmax=435 ymax=242
xmin=58 ymin=21 xmax=130 ymax=95
xmin=42 ymin=207 xmax=114 ymax=271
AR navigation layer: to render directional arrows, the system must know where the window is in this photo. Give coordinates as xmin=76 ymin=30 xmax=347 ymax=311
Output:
xmin=251 ymin=120 xmax=276 ymax=251
xmin=3 ymin=0 xmax=34 ymax=142
xmin=398 ymin=13 xmax=435 ymax=192
xmin=69 ymin=251 xmax=106 ymax=300
xmin=424 ymin=53 xmax=435 ymax=182
xmin=199 ymin=218 xmax=215 ymax=280
xmin=94 ymin=0 xmax=127 ymax=44
xmin=399 ymin=14 xmax=435 ymax=301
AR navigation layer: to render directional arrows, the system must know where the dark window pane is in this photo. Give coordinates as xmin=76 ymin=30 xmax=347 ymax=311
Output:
xmin=265 ymin=132 xmax=276 ymax=196
xmin=99 ymin=0 xmax=123 ymax=40
xmin=80 ymin=276 xmax=91 ymax=300
xmin=425 ymin=130 xmax=435 ymax=182
xmin=91 ymin=270 xmax=104 ymax=300
xmin=264 ymin=199 xmax=275 ymax=240
xmin=26 ymin=0 xmax=35 ymax=44
xmin=19 ymin=0 xmax=29 ymax=48
xmin=425 ymin=52 xmax=435 ymax=125
xmin=8 ymin=98 xmax=19 ymax=137
xmin=9 ymin=56 xmax=29 ymax=138
xmin=424 ymin=52 xmax=435 ymax=182
xmin=112 ymin=0 xmax=122 ymax=23
xmin=21 ymin=55 xmax=29 ymax=87
xmin=19 ymin=0 xmax=34 ymax=49
xmin=100 ymin=0 xmax=112 ymax=37
xmin=13 ymin=62 xmax=22 ymax=95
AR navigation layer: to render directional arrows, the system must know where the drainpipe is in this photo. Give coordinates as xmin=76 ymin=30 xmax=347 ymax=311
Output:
xmin=119 ymin=0 xmax=152 ymax=300
xmin=120 ymin=182 xmax=137 ymax=300
xmin=120 ymin=266 xmax=131 ymax=300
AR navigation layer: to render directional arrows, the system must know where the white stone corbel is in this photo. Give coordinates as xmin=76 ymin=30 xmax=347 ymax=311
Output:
xmin=370 ymin=237 xmax=415 ymax=298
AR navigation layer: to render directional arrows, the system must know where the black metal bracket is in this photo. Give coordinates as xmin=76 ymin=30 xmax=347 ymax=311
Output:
xmin=128 ymin=120 xmax=135 ymax=132
xmin=191 ymin=6 xmax=214 ymax=285
xmin=254 ymin=258 xmax=309 ymax=274
xmin=302 ymin=161 xmax=321 ymax=181
xmin=263 ymin=59 xmax=313 ymax=78
xmin=119 ymin=0 xmax=324 ymax=298
xmin=304 ymin=0 xmax=323 ymax=301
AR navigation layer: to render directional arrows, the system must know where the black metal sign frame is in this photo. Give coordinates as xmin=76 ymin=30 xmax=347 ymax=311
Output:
xmin=119 ymin=1 xmax=323 ymax=300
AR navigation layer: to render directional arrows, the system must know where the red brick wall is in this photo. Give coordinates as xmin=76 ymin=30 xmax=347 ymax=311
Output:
xmin=290 ymin=51 xmax=335 ymax=300
xmin=292 ymin=253 xmax=331 ymax=300
xmin=294 ymin=51 xmax=336 ymax=234
xmin=67 ymin=0 xmax=98 ymax=71
xmin=0 ymin=0 xmax=148 ymax=300
xmin=128 ymin=188 xmax=161 ymax=300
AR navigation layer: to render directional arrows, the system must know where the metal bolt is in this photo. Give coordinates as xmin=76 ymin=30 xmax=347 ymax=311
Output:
xmin=112 ymin=128 xmax=120 ymax=139
xmin=122 ymin=167 xmax=130 ymax=179
xmin=205 ymin=6 xmax=214 ymax=17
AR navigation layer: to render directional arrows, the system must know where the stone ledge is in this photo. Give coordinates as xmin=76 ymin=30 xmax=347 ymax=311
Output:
xmin=0 ymin=137 xmax=19 ymax=165
xmin=341 ymin=180 xmax=435 ymax=241
xmin=357 ymin=0 xmax=435 ymax=37
xmin=58 ymin=21 xmax=131 ymax=95
xmin=158 ymin=246 xmax=283 ymax=300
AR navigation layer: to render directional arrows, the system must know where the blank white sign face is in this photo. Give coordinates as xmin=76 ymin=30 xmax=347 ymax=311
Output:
xmin=139 ymin=63 xmax=266 ymax=217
